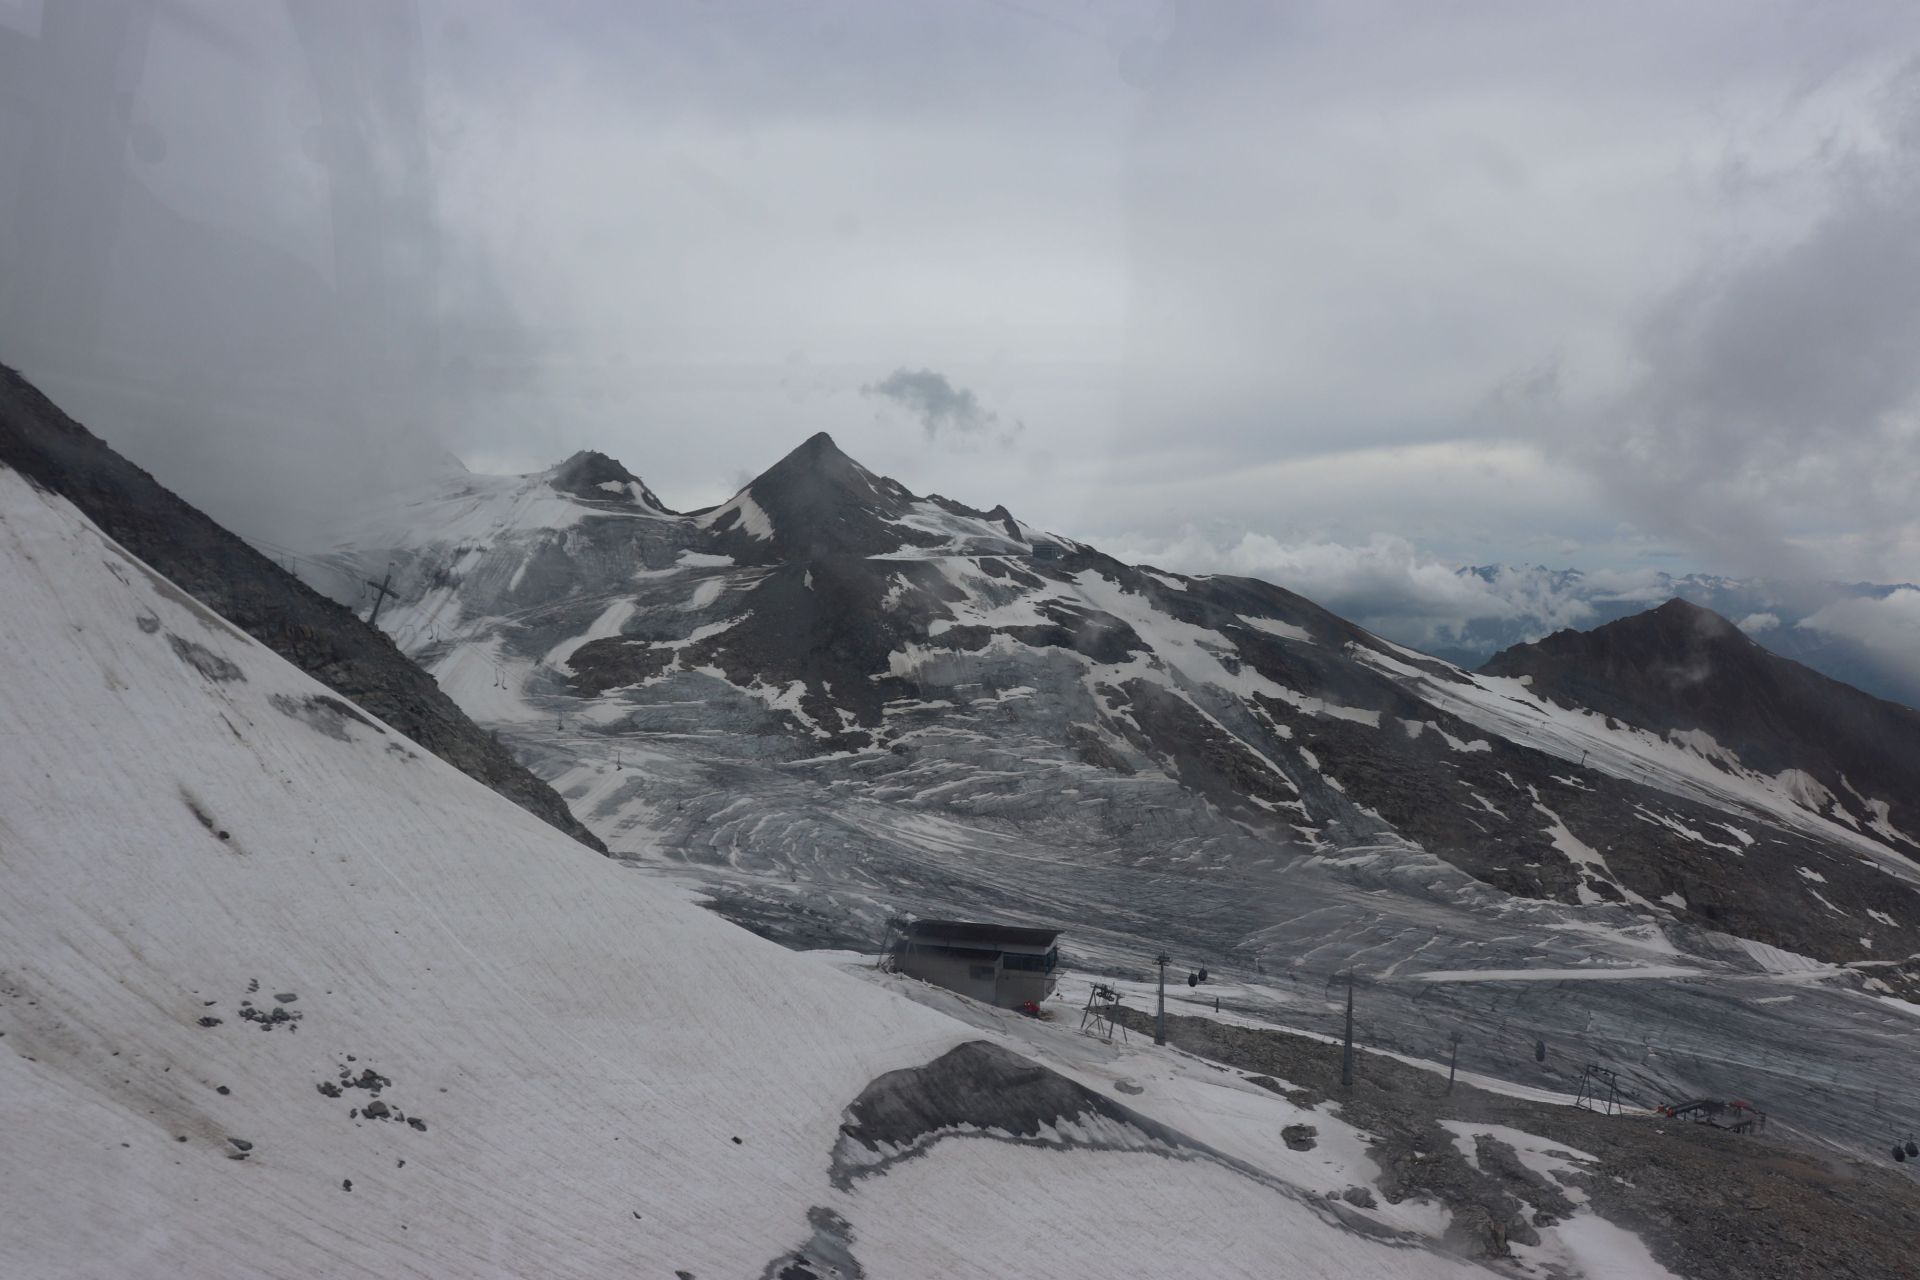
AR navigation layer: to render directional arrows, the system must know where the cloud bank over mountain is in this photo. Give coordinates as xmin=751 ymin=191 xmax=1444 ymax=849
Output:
xmin=1110 ymin=526 xmax=1920 ymax=706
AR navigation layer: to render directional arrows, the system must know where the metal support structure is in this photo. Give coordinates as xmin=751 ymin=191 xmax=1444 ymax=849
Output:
xmin=1154 ymin=953 xmax=1170 ymax=1046
xmin=365 ymin=568 xmax=397 ymax=626
xmin=1080 ymin=983 xmax=1127 ymax=1043
xmin=1447 ymin=1031 xmax=1463 ymax=1093
xmin=1575 ymin=1063 xmax=1620 ymax=1116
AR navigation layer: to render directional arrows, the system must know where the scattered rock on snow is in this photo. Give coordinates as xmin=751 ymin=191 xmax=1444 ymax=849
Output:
xmin=1283 ymin=1124 xmax=1318 ymax=1151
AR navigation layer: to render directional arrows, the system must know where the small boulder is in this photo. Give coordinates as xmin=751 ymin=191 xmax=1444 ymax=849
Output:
xmin=1282 ymin=1124 xmax=1318 ymax=1151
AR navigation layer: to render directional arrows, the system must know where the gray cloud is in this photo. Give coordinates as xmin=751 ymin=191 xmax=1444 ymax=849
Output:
xmin=1542 ymin=58 xmax=1920 ymax=586
xmin=0 ymin=1 xmax=533 ymax=547
xmin=1799 ymin=587 xmax=1920 ymax=659
xmin=1105 ymin=528 xmax=1604 ymax=648
xmin=4 ymin=0 xmax=1919 ymax=622
xmin=862 ymin=368 xmax=1023 ymax=447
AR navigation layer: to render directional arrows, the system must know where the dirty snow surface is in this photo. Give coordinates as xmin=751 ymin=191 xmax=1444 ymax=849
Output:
xmin=294 ymin=437 xmax=1920 ymax=1164
xmin=0 ymin=465 xmax=1570 ymax=1276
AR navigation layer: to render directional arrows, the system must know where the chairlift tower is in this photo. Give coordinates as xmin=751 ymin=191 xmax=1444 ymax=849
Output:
xmin=1575 ymin=1063 xmax=1620 ymax=1116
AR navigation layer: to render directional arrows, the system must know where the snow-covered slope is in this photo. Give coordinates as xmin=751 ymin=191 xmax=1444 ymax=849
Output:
xmin=0 ymin=463 xmax=1541 ymax=1276
xmin=0 ymin=363 xmax=601 ymax=852
xmin=300 ymin=434 xmax=1920 ymax=1160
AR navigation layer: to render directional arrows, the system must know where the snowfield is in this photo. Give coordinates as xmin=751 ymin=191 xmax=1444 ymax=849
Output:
xmin=273 ymin=435 xmax=1920 ymax=1194
xmin=0 ymin=465 xmax=1593 ymax=1275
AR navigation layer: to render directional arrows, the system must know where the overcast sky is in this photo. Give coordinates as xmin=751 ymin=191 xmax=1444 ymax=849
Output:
xmin=3 ymin=0 xmax=1918 ymax=651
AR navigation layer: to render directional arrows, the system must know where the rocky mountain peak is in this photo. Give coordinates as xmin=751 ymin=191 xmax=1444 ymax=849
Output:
xmin=546 ymin=449 xmax=666 ymax=511
xmin=702 ymin=432 xmax=940 ymax=563
xmin=1484 ymin=597 xmax=1920 ymax=854
xmin=750 ymin=431 xmax=899 ymax=505
xmin=789 ymin=430 xmax=851 ymax=463
xmin=1645 ymin=596 xmax=1742 ymax=637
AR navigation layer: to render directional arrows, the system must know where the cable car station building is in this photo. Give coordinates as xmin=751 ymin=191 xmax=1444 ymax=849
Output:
xmin=888 ymin=919 xmax=1062 ymax=1008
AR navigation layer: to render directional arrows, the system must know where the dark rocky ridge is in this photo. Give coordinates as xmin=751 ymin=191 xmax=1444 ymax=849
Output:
xmin=1483 ymin=598 xmax=1920 ymax=858
xmin=0 ymin=363 xmax=605 ymax=852
xmin=546 ymin=449 xmax=668 ymax=511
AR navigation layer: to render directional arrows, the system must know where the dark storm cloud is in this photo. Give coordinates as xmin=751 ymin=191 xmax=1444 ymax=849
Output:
xmin=6 ymin=0 xmax=1920 ymax=644
xmin=1550 ymin=59 xmax=1920 ymax=586
xmin=0 ymin=0 xmax=533 ymax=546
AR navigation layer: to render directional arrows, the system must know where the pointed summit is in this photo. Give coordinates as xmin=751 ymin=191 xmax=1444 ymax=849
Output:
xmin=693 ymin=431 xmax=1033 ymax=564
xmin=793 ymin=430 xmax=846 ymax=457
xmin=1482 ymin=594 xmax=1920 ymax=854
xmin=754 ymin=430 xmax=881 ymax=491
xmin=1646 ymin=596 xmax=1739 ymax=636
xmin=1483 ymin=598 xmax=1762 ymax=703
xmin=700 ymin=431 xmax=925 ymax=563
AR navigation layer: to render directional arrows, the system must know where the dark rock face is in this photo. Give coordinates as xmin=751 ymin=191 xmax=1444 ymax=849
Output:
xmin=826 ymin=1040 xmax=1381 ymax=1245
xmin=547 ymin=449 xmax=667 ymax=512
xmin=703 ymin=432 xmax=947 ymax=566
xmin=1483 ymin=598 xmax=1920 ymax=860
xmin=0 ymin=364 xmax=604 ymax=852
